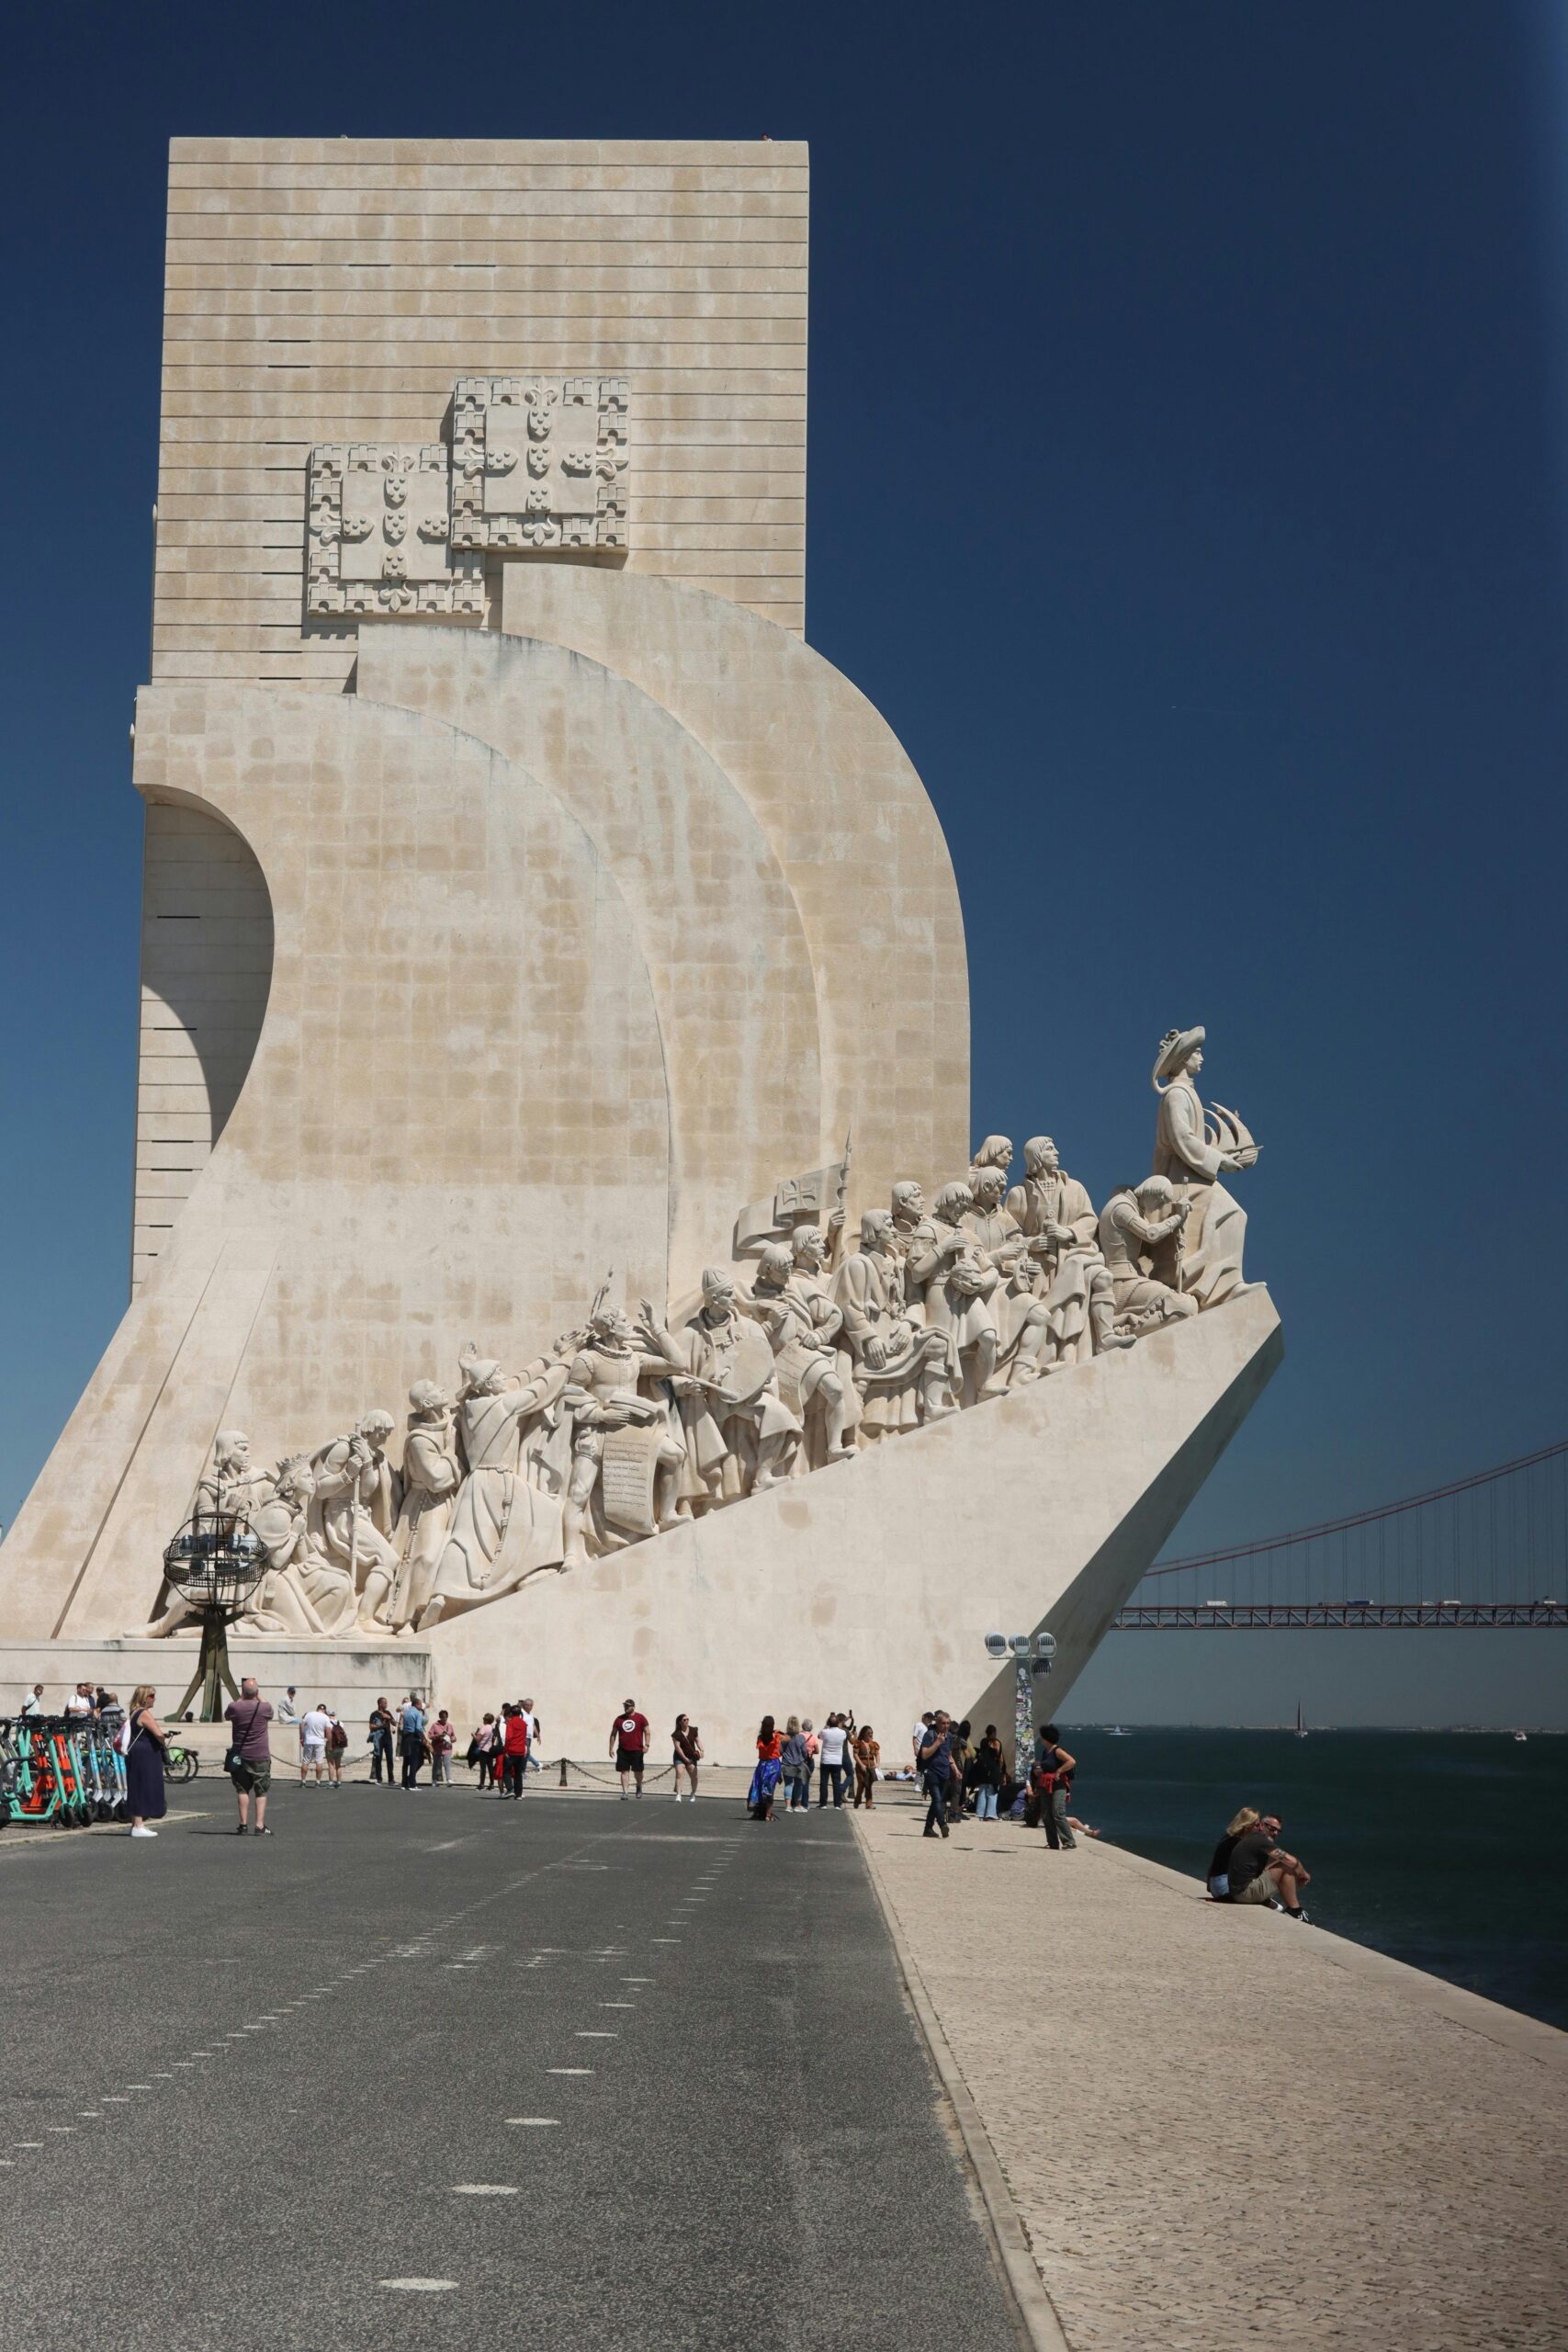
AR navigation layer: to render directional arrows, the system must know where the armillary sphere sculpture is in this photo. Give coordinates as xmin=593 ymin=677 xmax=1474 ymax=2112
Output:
xmin=161 ymin=1513 xmax=265 ymax=1721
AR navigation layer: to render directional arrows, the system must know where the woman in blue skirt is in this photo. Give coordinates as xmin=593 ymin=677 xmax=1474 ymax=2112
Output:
xmin=124 ymin=1683 xmax=169 ymax=1838
xmin=748 ymin=1714 xmax=783 ymax=1822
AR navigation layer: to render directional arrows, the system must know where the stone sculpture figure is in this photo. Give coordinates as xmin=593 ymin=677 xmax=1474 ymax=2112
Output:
xmin=748 ymin=1243 xmax=857 ymax=1467
xmin=832 ymin=1211 xmax=955 ymax=1439
xmin=889 ymin=1181 xmax=933 ymax=1314
xmin=561 ymin=1302 xmax=685 ymax=1567
xmin=430 ymin=1345 xmax=571 ymax=1614
xmin=962 ymin=1167 xmax=1023 ymax=1260
xmin=1038 ymin=1239 xmax=1124 ymax=1370
xmin=194 ymin=1428 xmax=275 ymax=1526
xmin=909 ymin=1182 xmax=1000 ymax=1406
xmin=306 ymin=1411 xmax=402 ymax=1634
xmin=389 ymin=1381 xmax=464 ymax=1632
xmin=969 ymin=1135 xmax=1014 ymax=1179
xmin=1005 ymin=1136 xmax=1099 ymax=1282
xmin=142 ymin=1429 xmax=276 ymax=1635
xmin=1098 ymin=1179 xmax=1200 ymax=1335
xmin=1151 ymin=1026 xmax=1258 ymax=1308
xmin=641 ymin=1270 xmax=801 ymax=1512
xmin=236 ymin=1456 xmax=328 ymax=1635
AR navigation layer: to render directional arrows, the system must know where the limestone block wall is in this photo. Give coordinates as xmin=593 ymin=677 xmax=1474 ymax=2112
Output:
xmin=132 ymin=803 xmax=273 ymax=1293
xmin=138 ymin=138 xmax=808 ymax=1294
xmin=153 ymin=136 xmax=808 ymax=693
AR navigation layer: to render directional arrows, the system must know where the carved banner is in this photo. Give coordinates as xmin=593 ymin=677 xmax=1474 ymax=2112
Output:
xmin=598 ymin=1424 xmax=662 ymax=1539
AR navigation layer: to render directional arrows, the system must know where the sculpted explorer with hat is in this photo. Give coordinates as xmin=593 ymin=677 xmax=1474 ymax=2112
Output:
xmin=1151 ymin=1025 xmax=1258 ymax=1309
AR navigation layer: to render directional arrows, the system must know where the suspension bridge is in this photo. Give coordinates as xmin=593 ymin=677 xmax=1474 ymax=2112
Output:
xmin=1112 ymin=1438 xmax=1568 ymax=1630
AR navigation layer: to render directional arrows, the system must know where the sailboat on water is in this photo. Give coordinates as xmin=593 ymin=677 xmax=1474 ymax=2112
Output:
xmin=1293 ymin=1701 xmax=1308 ymax=1739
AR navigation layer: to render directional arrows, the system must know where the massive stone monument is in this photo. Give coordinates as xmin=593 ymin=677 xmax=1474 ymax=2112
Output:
xmin=0 ymin=141 xmax=1280 ymax=1750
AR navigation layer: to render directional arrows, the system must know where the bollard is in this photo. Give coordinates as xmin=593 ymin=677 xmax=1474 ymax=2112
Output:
xmin=558 ymin=1754 xmax=568 ymax=1788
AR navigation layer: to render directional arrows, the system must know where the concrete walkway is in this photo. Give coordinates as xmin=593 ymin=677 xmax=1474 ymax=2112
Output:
xmin=853 ymin=1797 xmax=1568 ymax=2352
xmin=0 ymin=1782 xmax=1023 ymax=2351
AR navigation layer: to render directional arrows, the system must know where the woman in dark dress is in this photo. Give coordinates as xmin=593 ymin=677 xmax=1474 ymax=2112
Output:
xmin=125 ymin=1683 xmax=169 ymax=1838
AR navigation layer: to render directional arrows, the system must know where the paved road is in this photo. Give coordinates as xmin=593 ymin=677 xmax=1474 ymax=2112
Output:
xmin=0 ymin=1783 xmax=1022 ymax=2350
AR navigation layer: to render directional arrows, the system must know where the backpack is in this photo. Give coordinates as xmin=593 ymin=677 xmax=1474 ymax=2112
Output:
xmin=328 ymin=1721 xmax=348 ymax=1752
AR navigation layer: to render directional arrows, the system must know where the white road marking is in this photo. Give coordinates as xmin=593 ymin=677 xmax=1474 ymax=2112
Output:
xmin=547 ymin=2067 xmax=593 ymax=2075
xmin=15 ymin=2143 xmax=42 ymax=2150
xmin=506 ymin=2118 xmax=560 ymax=2127
xmin=125 ymin=2085 xmax=152 ymax=2092
xmin=78 ymin=2111 xmax=100 ymax=2119
xmin=450 ymin=2183 xmax=518 ymax=2196
xmin=621 ymin=1977 xmax=655 ymax=1984
xmin=575 ymin=2030 xmax=616 ymax=2039
xmin=599 ymin=2002 xmax=635 ymax=2009
xmin=379 ymin=2278 xmax=457 ymax=2291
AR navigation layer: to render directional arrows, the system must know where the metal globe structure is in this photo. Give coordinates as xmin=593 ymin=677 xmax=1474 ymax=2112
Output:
xmin=162 ymin=1512 xmax=266 ymax=1721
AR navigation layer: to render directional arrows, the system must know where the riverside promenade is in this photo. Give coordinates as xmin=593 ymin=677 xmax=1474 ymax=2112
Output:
xmin=854 ymin=1803 xmax=1568 ymax=2351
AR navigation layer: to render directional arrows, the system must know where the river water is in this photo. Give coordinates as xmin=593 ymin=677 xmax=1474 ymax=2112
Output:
xmin=1058 ymin=1727 xmax=1566 ymax=2030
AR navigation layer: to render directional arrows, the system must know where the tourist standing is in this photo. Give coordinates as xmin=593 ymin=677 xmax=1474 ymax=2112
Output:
xmin=400 ymin=1693 xmax=427 ymax=1789
xmin=223 ymin=1674 xmax=274 ymax=1836
xmin=500 ymin=1702 xmax=529 ymax=1797
xmin=749 ymin=1714 xmax=783 ymax=1821
xmin=911 ymin=1711 xmax=934 ymax=1777
xmin=473 ymin=1713 xmax=499 ymax=1791
xmin=817 ymin=1713 xmax=849 ymax=1808
xmin=20 ymin=1682 xmax=43 ymax=1718
xmin=671 ymin=1713 xmax=703 ymax=1802
xmin=972 ymin=1724 xmax=1005 ymax=1821
xmin=368 ymin=1696 xmax=395 ymax=1785
xmin=919 ymin=1712 xmax=954 ymax=1838
xmin=852 ymin=1723 xmax=880 ymax=1807
xmin=428 ymin=1708 xmax=457 ymax=1786
xmin=299 ymin=1702 xmax=332 ymax=1786
xmin=609 ymin=1698 xmax=650 ymax=1799
xmin=1027 ymin=1725 xmax=1077 ymax=1849
xmin=66 ymin=1682 xmax=95 ymax=1724
xmin=124 ymin=1683 xmax=168 ymax=1838
xmin=780 ymin=1716 xmax=809 ymax=1813
xmin=521 ymin=1696 xmax=543 ymax=1776
xmin=324 ymin=1709 xmax=347 ymax=1786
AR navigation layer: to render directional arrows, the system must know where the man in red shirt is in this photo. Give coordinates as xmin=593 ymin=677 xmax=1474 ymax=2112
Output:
xmin=609 ymin=1698 xmax=650 ymax=1799
xmin=500 ymin=1702 xmax=530 ymax=1799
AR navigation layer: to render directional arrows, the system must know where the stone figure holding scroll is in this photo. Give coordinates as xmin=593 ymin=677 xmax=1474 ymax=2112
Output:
xmin=1005 ymin=1136 xmax=1099 ymax=1286
xmin=1151 ymin=1025 xmax=1258 ymax=1308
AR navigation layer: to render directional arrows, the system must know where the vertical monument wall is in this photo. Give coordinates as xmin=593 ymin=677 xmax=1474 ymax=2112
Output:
xmin=137 ymin=138 xmax=808 ymax=1291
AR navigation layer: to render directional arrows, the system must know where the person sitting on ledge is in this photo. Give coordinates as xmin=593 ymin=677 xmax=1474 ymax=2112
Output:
xmin=1224 ymin=1811 xmax=1311 ymax=1920
xmin=1206 ymin=1805 xmax=1259 ymax=1898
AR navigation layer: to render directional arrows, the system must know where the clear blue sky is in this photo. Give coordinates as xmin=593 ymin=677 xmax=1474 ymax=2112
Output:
xmin=2 ymin=4 xmax=1564 ymax=1723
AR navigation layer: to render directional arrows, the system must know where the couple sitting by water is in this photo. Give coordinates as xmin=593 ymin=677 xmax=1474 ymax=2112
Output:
xmin=1207 ymin=1807 xmax=1311 ymax=1922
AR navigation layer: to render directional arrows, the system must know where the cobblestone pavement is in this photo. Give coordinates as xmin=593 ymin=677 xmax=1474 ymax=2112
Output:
xmin=854 ymin=1797 xmax=1568 ymax=2352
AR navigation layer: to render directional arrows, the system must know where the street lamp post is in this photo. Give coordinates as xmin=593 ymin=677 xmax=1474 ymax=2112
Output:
xmin=986 ymin=1629 xmax=1058 ymax=1783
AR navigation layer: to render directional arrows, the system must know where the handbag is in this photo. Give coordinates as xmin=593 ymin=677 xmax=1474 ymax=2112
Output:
xmin=224 ymin=1698 xmax=259 ymax=1776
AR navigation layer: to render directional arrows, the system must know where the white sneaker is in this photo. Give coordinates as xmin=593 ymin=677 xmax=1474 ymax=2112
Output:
xmin=130 ymin=1826 xmax=157 ymax=1838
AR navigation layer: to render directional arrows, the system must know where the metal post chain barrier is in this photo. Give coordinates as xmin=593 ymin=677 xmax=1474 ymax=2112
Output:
xmin=553 ymin=1755 xmax=674 ymax=1790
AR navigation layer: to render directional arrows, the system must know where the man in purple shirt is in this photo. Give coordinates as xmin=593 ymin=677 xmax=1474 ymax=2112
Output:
xmin=223 ymin=1676 xmax=275 ymax=1837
